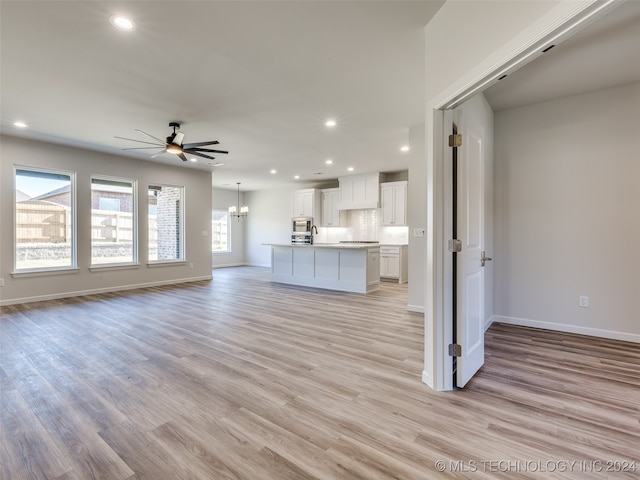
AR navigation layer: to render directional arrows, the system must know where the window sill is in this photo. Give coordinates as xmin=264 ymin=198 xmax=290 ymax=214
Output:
xmin=12 ymin=267 xmax=80 ymax=278
xmin=213 ymin=251 xmax=232 ymax=255
xmin=147 ymin=260 xmax=187 ymax=268
xmin=90 ymin=263 xmax=140 ymax=272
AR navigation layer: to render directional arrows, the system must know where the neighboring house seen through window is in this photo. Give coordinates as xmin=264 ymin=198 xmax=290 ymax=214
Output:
xmin=91 ymin=176 xmax=137 ymax=266
xmin=14 ymin=166 xmax=76 ymax=271
xmin=212 ymin=210 xmax=230 ymax=253
xmin=148 ymin=184 xmax=184 ymax=262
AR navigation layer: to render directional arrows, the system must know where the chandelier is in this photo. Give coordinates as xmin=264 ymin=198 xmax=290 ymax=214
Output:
xmin=229 ymin=182 xmax=248 ymax=221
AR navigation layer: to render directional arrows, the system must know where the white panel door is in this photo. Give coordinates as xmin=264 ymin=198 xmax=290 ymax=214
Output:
xmin=455 ymin=100 xmax=486 ymax=388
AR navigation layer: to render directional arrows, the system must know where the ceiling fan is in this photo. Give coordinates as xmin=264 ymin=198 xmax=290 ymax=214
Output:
xmin=115 ymin=122 xmax=228 ymax=164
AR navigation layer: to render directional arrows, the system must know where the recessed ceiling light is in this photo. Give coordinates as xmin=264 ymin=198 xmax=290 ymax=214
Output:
xmin=270 ymin=169 xmax=277 ymax=174
xmin=110 ymin=15 xmax=135 ymax=31
xmin=190 ymin=158 xmax=198 ymax=162
xmin=294 ymin=175 xmax=300 ymax=180
xmin=325 ymin=159 xmax=333 ymax=165
xmin=347 ymin=167 xmax=354 ymax=172
xmin=13 ymin=121 xmax=28 ymax=128
xmin=400 ymin=145 xmax=410 ymax=152
xmin=325 ymin=119 xmax=336 ymax=128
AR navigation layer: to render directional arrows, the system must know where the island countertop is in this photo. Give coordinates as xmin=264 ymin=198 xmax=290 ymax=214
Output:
xmin=270 ymin=244 xmax=380 ymax=294
xmin=267 ymin=243 xmax=379 ymax=249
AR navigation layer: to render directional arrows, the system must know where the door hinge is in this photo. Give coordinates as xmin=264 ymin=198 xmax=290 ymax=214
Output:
xmin=448 ymin=239 xmax=462 ymax=253
xmin=449 ymin=344 xmax=462 ymax=357
xmin=448 ymin=134 xmax=462 ymax=147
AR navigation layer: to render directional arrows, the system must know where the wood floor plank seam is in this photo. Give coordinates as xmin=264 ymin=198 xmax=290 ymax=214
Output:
xmin=2 ymin=266 xmax=639 ymax=479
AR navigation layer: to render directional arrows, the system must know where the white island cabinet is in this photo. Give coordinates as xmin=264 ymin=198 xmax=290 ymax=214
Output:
xmin=271 ymin=244 xmax=380 ymax=294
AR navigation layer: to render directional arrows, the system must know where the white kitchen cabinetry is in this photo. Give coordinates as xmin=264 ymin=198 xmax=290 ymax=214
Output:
xmin=367 ymin=248 xmax=381 ymax=288
xmin=321 ymin=188 xmax=342 ymax=227
xmin=380 ymin=181 xmax=407 ymax=226
xmin=339 ymin=173 xmax=383 ymax=210
xmin=271 ymin=244 xmax=380 ymax=294
xmin=292 ymin=188 xmax=321 ymax=219
xmin=380 ymin=245 xmax=408 ymax=283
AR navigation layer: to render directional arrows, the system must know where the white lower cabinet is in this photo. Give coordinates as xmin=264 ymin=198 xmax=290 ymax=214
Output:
xmin=380 ymin=245 xmax=408 ymax=283
xmin=271 ymin=245 xmax=380 ymax=294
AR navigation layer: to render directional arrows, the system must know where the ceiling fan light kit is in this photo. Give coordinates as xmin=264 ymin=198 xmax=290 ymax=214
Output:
xmin=115 ymin=122 xmax=228 ymax=163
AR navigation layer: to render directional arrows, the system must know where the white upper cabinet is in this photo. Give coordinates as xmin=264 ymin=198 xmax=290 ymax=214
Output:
xmin=321 ymin=188 xmax=342 ymax=227
xmin=292 ymin=188 xmax=321 ymax=219
xmin=380 ymin=181 xmax=407 ymax=226
xmin=338 ymin=173 xmax=382 ymax=210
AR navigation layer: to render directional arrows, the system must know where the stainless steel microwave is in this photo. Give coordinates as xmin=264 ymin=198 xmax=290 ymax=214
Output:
xmin=292 ymin=217 xmax=313 ymax=233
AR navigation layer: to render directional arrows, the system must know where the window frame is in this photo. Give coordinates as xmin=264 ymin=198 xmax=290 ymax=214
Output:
xmin=90 ymin=174 xmax=138 ymax=268
xmin=212 ymin=209 xmax=231 ymax=254
xmin=147 ymin=183 xmax=185 ymax=265
xmin=13 ymin=165 xmax=77 ymax=275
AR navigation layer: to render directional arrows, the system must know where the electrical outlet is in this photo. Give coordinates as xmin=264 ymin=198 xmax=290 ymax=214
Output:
xmin=189 ymin=263 xmax=194 ymax=269
xmin=0 ymin=278 xmax=4 ymax=287
xmin=579 ymin=296 xmax=589 ymax=308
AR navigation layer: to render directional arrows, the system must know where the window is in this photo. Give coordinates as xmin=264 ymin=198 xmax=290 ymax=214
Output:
xmin=148 ymin=184 xmax=184 ymax=262
xmin=212 ymin=210 xmax=230 ymax=253
xmin=14 ymin=167 xmax=76 ymax=271
xmin=91 ymin=176 xmax=136 ymax=266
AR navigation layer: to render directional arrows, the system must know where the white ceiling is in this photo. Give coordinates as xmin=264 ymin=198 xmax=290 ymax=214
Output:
xmin=2 ymin=1 xmax=639 ymax=192
xmin=0 ymin=0 xmax=443 ymax=191
xmin=484 ymin=0 xmax=640 ymax=111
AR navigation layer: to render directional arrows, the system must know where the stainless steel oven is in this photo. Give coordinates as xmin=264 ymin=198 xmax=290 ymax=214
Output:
xmin=291 ymin=233 xmax=312 ymax=245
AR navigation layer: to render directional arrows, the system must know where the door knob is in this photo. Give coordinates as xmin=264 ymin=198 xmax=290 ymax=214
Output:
xmin=481 ymin=251 xmax=492 ymax=267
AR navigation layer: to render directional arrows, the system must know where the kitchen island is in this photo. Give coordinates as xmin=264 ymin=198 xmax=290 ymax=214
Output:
xmin=270 ymin=244 xmax=380 ymax=294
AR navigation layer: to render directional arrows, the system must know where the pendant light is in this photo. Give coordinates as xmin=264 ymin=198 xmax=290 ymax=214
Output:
xmin=229 ymin=182 xmax=248 ymax=221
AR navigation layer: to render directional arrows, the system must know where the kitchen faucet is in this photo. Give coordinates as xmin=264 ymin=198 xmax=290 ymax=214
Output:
xmin=311 ymin=225 xmax=318 ymax=234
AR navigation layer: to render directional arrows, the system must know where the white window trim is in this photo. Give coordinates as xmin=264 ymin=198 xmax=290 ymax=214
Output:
xmin=212 ymin=209 xmax=231 ymax=254
xmin=148 ymin=183 xmax=185 ymax=263
xmin=13 ymin=165 xmax=77 ymax=274
xmin=90 ymin=174 xmax=138 ymax=267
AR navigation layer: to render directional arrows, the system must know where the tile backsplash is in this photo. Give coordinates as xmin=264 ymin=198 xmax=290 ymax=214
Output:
xmin=315 ymin=209 xmax=408 ymax=244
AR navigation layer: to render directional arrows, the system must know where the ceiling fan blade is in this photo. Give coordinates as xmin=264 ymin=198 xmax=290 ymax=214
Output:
xmin=150 ymin=150 xmax=167 ymax=158
xmin=172 ymin=132 xmax=185 ymax=145
xmin=177 ymin=152 xmax=189 ymax=162
xmin=123 ymin=146 xmax=165 ymax=150
xmin=135 ymin=129 xmax=166 ymax=144
xmin=182 ymin=140 xmax=219 ymax=148
xmin=188 ymin=151 xmax=216 ymax=160
xmin=114 ymin=136 xmax=164 ymax=146
xmin=188 ymin=148 xmax=229 ymax=154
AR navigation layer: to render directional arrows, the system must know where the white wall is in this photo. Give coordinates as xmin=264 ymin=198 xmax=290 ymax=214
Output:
xmin=244 ymin=186 xmax=303 ymax=267
xmin=408 ymin=123 xmax=426 ymax=312
xmin=493 ymin=82 xmax=640 ymax=342
xmin=422 ymin=0 xmax=597 ymax=390
xmin=212 ymin=186 xmax=246 ymax=268
xmin=0 ymin=135 xmax=213 ymax=305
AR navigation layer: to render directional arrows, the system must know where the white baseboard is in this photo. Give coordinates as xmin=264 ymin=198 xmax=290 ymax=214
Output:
xmin=407 ymin=304 xmax=425 ymax=314
xmin=421 ymin=370 xmax=434 ymax=390
xmin=484 ymin=315 xmax=495 ymax=332
xmin=0 ymin=275 xmax=213 ymax=307
xmin=212 ymin=262 xmax=246 ymax=269
xmin=492 ymin=315 xmax=640 ymax=344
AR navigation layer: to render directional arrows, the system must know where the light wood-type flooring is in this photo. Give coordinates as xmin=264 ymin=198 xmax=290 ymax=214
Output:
xmin=1 ymin=266 xmax=639 ymax=479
